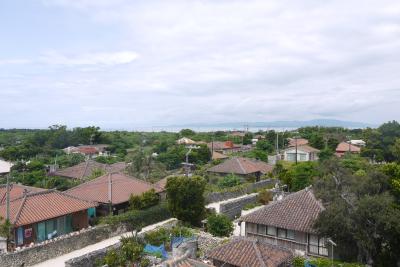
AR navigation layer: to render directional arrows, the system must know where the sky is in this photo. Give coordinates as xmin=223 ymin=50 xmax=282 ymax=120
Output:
xmin=1 ymin=0 xmax=400 ymax=129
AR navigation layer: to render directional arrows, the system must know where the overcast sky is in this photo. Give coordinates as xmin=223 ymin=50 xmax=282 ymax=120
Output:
xmin=1 ymin=0 xmax=400 ymax=129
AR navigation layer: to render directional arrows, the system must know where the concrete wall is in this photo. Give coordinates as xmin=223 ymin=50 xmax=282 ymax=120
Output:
xmin=219 ymin=194 xmax=258 ymax=219
xmin=0 ymin=224 xmax=127 ymax=267
xmin=206 ymin=179 xmax=276 ymax=203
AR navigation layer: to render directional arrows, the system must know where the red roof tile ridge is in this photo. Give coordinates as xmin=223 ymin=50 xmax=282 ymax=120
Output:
xmin=240 ymin=188 xmax=313 ymax=221
xmin=236 ymin=157 xmax=246 ymax=174
xmin=252 ymin=240 xmax=267 ymax=267
xmin=306 ymin=186 xmax=325 ymax=211
xmin=13 ymin=193 xmax=28 ymax=225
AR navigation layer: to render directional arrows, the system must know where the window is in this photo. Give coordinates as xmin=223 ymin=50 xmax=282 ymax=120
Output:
xmin=278 ymin=228 xmax=286 ymax=238
xmin=287 ymin=229 xmax=295 ymax=240
xmin=267 ymin=226 xmax=277 ymax=236
xmin=299 ymin=153 xmax=307 ymax=161
xmin=257 ymin=225 xmax=266 ymax=235
xmin=286 ymin=153 xmax=296 ymax=161
xmin=308 ymin=234 xmax=328 ymax=256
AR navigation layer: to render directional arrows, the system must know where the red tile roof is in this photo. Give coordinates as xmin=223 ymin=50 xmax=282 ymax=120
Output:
xmin=288 ymin=138 xmax=309 ymax=147
xmin=241 ymin=187 xmax=324 ymax=233
xmin=53 ymin=160 xmax=127 ymax=180
xmin=66 ymin=173 xmax=160 ymax=205
xmin=207 ymin=157 xmax=273 ymax=175
xmin=0 ymin=190 xmax=96 ymax=227
xmin=212 ymin=151 xmax=228 ymax=160
xmin=285 ymin=144 xmax=320 ymax=153
xmin=207 ymin=238 xmax=293 ymax=267
xmin=0 ymin=183 xmax=45 ymax=204
xmin=207 ymin=141 xmax=241 ymax=151
xmin=336 ymin=142 xmax=361 ymax=153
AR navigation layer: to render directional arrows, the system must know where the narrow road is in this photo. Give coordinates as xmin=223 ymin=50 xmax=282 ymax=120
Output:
xmin=32 ymin=218 xmax=177 ymax=267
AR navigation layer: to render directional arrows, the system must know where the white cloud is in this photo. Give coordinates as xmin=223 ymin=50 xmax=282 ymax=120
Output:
xmin=1 ymin=0 xmax=400 ymax=128
xmin=40 ymin=51 xmax=138 ymax=66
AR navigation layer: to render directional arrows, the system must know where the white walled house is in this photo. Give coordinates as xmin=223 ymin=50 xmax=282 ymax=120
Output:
xmin=283 ymin=145 xmax=319 ymax=162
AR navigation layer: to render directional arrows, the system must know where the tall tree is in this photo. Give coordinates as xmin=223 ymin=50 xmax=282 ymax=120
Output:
xmin=166 ymin=175 xmax=206 ymax=226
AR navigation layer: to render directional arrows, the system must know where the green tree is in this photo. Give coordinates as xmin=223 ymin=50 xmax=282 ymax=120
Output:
xmin=166 ymin=176 xmax=206 ymax=225
xmin=391 ymin=138 xmax=400 ymax=162
xmin=206 ymin=214 xmax=234 ymax=237
xmin=179 ymin=129 xmax=195 ymax=137
xmin=129 ymin=189 xmax=160 ymax=210
xmin=217 ymin=174 xmax=242 ymax=188
xmin=313 ymin=160 xmax=400 ymax=265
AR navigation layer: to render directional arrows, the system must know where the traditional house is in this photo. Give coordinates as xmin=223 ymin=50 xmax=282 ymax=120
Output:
xmin=0 ymin=190 xmax=96 ymax=248
xmin=240 ymin=187 xmax=332 ymax=258
xmin=0 ymin=159 xmax=13 ymax=175
xmin=288 ymin=138 xmax=309 ymax=147
xmin=207 ymin=238 xmax=293 ymax=267
xmin=176 ymin=137 xmax=197 ymax=145
xmin=207 ymin=141 xmax=242 ymax=155
xmin=63 ymin=144 xmax=109 ymax=158
xmin=282 ymin=145 xmax=319 ymax=162
xmin=0 ymin=183 xmax=45 ymax=204
xmin=65 ymin=172 xmax=162 ymax=216
xmin=207 ymin=157 xmax=274 ymax=181
xmin=335 ymin=142 xmax=361 ymax=157
xmin=51 ymin=160 xmax=127 ymax=180
xmin=212 ymin=151 xmax=229 ymax=161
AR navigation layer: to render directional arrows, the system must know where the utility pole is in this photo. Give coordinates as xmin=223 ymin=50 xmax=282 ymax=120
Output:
xmin=108 ymin=172 xmax=113 ymax=215
xmin=6 ymin=174 xmax=10 ymax=221
xmin=295 ymin=137 xmax=298 ymax=164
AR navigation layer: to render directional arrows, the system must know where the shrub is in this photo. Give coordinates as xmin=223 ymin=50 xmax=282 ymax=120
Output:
xmin=217 ymin=174 xmax=242 ymax=188
xmin=206 ymin=214 xmax=234 ymax=237
xmin=257 ymin=189 xmax=272 ymax=205
xmin=129 ymin=189 xmax=160 ymax=210
xmin=102 ymin=236 xmax=144 ymax=267
xmin=166 ymin=176 xmax=206 ymax=226
xmin=144 ymin=225 xmax=193 ymax=246
xmin=100 ymin=203 xmax=171 ymax=230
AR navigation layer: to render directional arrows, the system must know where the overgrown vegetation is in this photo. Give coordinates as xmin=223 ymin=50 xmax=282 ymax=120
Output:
xmin=206 ymin=214 xmax=234 ymax=237
xmin=100 ymin=204 xmax=171 ymax=230
xmin=166 ymin=176 xmax=206 ymax=226
xmin=129 ymin=189 xmax=160 ymax=210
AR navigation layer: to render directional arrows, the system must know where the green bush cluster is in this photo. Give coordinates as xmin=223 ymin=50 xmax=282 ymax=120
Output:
xmin=292 ymin=256 xmax=364 ymax=267
xmin=217 ymin=174 xmax=243 ymax=188
xmin=144 ymin=225 xmax=193 ymax=247
xmin=101 ymin=236 xmax=144 ymax=267
xmin=100 ymin=203 xmax=171 ymax=230
xmin=206 ymin=214 xmax=234 ymax=237
xmin=129 ymin=189 xmax=160 ymax=210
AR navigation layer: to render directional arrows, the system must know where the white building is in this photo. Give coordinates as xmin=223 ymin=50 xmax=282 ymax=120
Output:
xmin=282 ymin=145 xmax=320 ymax=162
xmin=0 ymin=159 xmax=13 ymax=175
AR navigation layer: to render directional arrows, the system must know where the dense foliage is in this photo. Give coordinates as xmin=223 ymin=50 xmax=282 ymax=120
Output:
xmin=206 ymin=214 xmax=234 ymax=237
xmin=313 ymin=159 xmax=400 ymax=266
xmin=100 ymin=204 xmax=171 ymax=231
xmin=166 ymin=176 xmax=206 ymax=226
xmin=129 ymin=189 xmax=160 ymax=210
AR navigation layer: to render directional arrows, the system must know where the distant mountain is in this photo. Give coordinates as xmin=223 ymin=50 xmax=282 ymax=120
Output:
xmin=166 ymin=119 xmax=376 ymax=129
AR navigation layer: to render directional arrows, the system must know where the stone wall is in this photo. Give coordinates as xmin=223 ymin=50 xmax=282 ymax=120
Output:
xmin=205 ymin=179 xmax=276 ymax=203
xmin=0 ymin=224 xmax=126 ymax=267
xmin=65 ymin=219 xmax=178 ymax=267
xmin=196 ymin=231 xmax=226 ymax=256
xmin=219 ymin=194 xmax=258 ymax=219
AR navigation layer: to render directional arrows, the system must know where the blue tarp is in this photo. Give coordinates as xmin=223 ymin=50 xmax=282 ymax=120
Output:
xmin=144 ymin=244 xmax=168 ymax=259
xmin=305 ymin=261 xmax=317 ymax=267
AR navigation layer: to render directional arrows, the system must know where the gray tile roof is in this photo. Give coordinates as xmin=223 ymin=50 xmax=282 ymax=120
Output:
xmin=241 ymin=187 xmax=324 ymax=233
xmin=207 ymin=238 xmax=293 ymax=267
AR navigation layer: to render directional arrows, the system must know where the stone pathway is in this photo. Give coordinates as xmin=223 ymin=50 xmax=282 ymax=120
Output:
xmin=32 ymin=218 xmax=177 ymax=267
